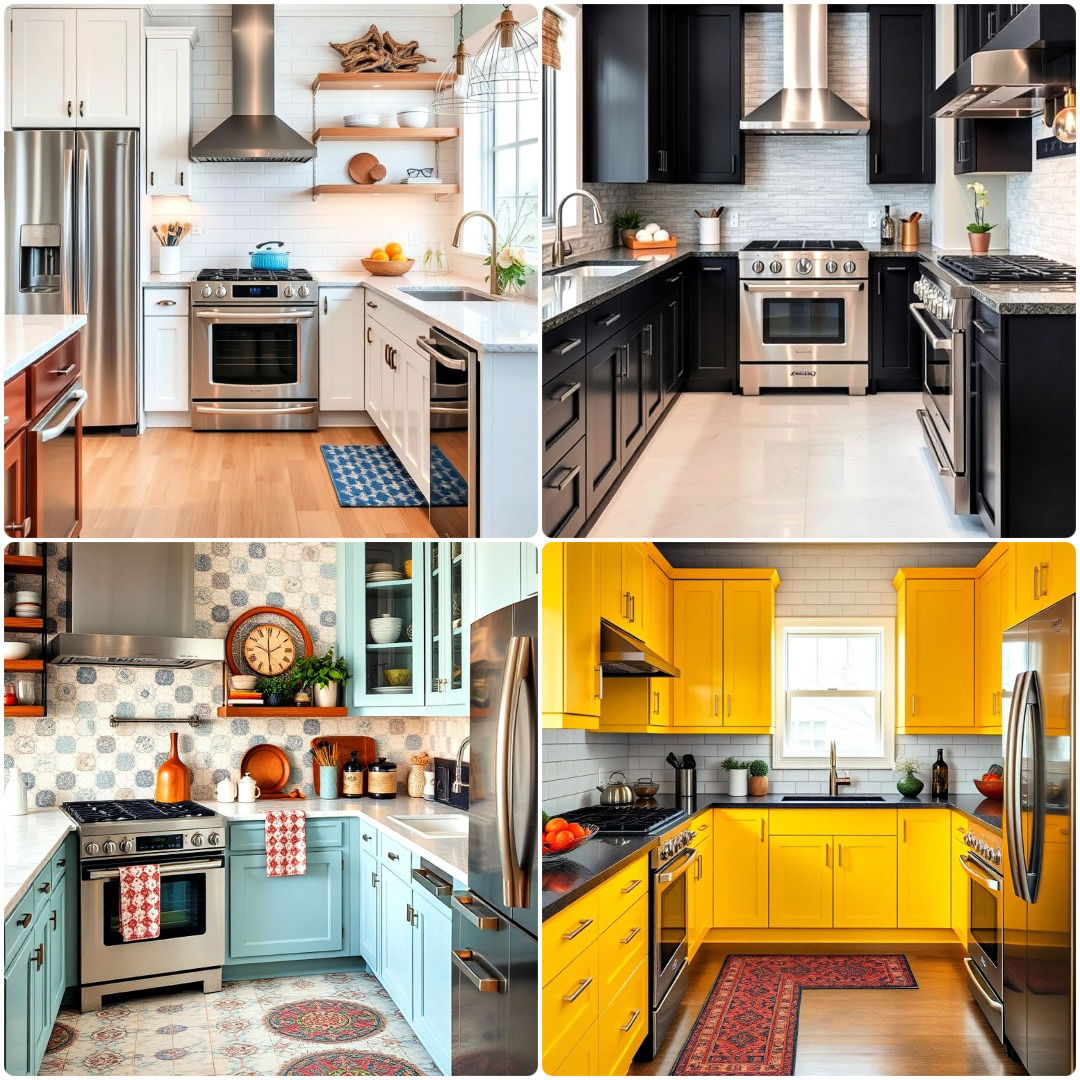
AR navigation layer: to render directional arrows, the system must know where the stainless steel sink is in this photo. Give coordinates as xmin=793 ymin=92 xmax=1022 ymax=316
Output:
xmin=398 ymin=287 xmax=496 ymax=302
xmin=780 ymin=795 xmax=887 ymax=802
xmin=546 ymin=261 xmax=641 ymax=278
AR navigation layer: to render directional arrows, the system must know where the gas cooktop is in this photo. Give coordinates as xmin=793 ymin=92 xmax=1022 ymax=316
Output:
xmin=62 ymin=799 xmax=217 ymax=825
xmin=195 ymin=268 xmax=314 ymax=282
xmin=561 ymin=805 xmax=687 ymax=835
xmin=937 ymin=254 xmax=1075 ymax=284
xmin=743 ymin=240 xmax=865 ymax=252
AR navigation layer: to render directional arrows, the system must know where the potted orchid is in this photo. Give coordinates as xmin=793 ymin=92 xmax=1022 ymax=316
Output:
xmin=966 ymin=181 xmax=995 ymax=253
xmin=484 ymin=198 xmax=534 ymax=296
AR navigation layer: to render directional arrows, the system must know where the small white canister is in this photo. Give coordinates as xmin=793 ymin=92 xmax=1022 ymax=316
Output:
xmin=237 ymin=773 xmax=261 ymax=802
xmin=216 ymin=777 xmax=237 ymax=802
xmin=4 ymin=770 xmax=28 ymax=816
xmin=698 ymin=216 xmax=721 ymax=246
xmin=159 ymin=246 xmax=181 ymax=275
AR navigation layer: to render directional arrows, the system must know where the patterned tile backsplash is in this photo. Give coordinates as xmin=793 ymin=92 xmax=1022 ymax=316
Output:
xmin=4 ymin=544 xmax=467 ymax=807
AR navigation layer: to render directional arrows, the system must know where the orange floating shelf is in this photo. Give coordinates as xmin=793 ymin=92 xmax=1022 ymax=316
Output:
xmin=313 ymin=126 xmax=459 ymax=143
xmin=4 ymin=705 xmax=44 ymax=716
xmin=3 ymin=555 xmax=44 ymax=573
xmin=312 ymin=183 xmax=458 ymax=198
xmin=4 ymin=617 xmax=43 ymax=630
xmin=3 ymin=659 xmax=43 ymax=672
xmin=312 ymin=72 xmax=444 ymax=91
xmin=217 ymin=706 xmax=348 ymax=718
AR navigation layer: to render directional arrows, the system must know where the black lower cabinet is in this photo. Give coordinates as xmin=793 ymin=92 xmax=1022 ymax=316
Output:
xmin=541 ymin=435 xmax=587 ymax=538
xmin=685 ymin=258 xmax=738 ymax=391
xmin=620 ymin=316 xmax=649 ymax=464
xmin=584 ymin=328 xmax=626 ymax=515
xmin=870 ymin=257 xmax=922 ymax=391
xmin=661 ymin=269 xmax=687 ymax=400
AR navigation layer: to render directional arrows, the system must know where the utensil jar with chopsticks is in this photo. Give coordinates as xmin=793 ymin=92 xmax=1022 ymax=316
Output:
xmin=313 ymin=741 xmax=340 ymax=800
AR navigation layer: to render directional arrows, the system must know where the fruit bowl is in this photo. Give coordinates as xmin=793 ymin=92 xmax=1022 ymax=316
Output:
xmin=974 ymin=776 xmax=1004 ymax=799
xmin=542 ymin=823 xmax=599 ymax=861
xmin=362 ymin=257 xmax=415 ymax=277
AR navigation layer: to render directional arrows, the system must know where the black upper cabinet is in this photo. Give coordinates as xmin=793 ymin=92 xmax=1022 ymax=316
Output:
xmin=957 ymin=4 xmax=1028 ymax=54
xmin=869 ymin=257 xmax=922 ymax=393
xmin=868 ymin=6 xmax=935 ymax=184
xmin=685 ymin=258 xmax=739 ymax=392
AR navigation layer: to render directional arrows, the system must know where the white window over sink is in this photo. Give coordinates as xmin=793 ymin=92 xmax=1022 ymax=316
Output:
xmin=772 ymin=618 xmax=896 ymax=770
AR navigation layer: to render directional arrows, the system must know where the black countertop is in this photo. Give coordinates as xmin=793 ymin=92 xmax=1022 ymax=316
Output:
xmin=541 ymin=792 xmax=1003 ymax=919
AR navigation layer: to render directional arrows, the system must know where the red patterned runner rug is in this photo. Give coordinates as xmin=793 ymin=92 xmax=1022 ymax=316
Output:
xmin=672 ymin=953 xmax=918 ymax=1075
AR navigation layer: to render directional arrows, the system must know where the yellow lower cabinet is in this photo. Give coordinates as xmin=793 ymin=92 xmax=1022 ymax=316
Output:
xmin=598 ymin=959 xmax=648 ymax=1076
xmin=549 ymin=1017 xmax=599 ymax=1076
xmin=543 ymin=940 xmax=600 ymax=1073
xmin=832 ymin=835 xmax=897 ymax=929
xmin=951 ymin=815 xmax=969 ymax=945
xmin=543 ymin=889 xmax=600 ymax=981
xmin=689 ymin=833 xmax=714 ymax=959
xmin=898 ymin=809 xmax=951 ymax=928
xmin=599 ymin=894 xmax=648 ymax=1008
xmin=713 ymin=810 xmax=769 ymax=928
xmin=769 ymin=835 xmax=833 ymax=928
xmin=596 ymin=854 xmax=649 ymax=928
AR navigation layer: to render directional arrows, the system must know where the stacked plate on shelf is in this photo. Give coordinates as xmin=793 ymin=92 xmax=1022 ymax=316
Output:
xmin=366 ymin=570 xmax=405 ymax=583
xmin=344 ymin=113 xmax=381 ymax=127
xmin=11 ymin=591 xmax=41 ymax=618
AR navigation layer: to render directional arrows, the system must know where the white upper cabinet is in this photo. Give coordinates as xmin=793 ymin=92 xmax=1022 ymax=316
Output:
xmin=10 ymin=8 xmax=141 ymax=129
xmin=145 ymin=28 xmax=197 ymax=195
xmin=319 ymin=288 xmax=366 ymax=411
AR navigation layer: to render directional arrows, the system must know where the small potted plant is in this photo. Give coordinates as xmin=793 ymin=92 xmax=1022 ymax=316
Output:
xmin=748 ymin=759 xmax=769 ymax=797
xmin=294 ymin=649 xmax=351 ymax=708
xmin=259 ymin=673 xmax=296 ymax=709
xmin=895 ymin=755 xmax=924 ymax=797
xmin=966 ymin=181 xmax=995 ymax=254
xmin=613 ymin=209 xmax=644 ymax=247
xmin=721 ymin=756 xmax=749 ymax=797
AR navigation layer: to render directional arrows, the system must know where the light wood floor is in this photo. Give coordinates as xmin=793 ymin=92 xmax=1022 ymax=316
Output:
xmin=80 ymin=426 xmax=438 ymax=538
xmin=629 ymin=943 xmax=1022 ymax=1077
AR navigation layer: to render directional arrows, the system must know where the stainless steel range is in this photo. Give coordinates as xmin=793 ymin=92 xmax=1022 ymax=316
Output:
xmin=190 ymin=269 xmax=319 ymax=431
xmin=959 ymin=817 xmax=1004 ymax=1041
xmin=62 ymin=799 xmax=226 ymax=1011
xmin=739 ymin=240 xmax=869 ymax=394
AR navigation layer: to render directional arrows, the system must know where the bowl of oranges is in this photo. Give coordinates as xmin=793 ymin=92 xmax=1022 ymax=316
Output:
xmin=542 ymin=816 xmax=598 ymax=860
xmin=362 ymin=242 xmax=414 ymax=276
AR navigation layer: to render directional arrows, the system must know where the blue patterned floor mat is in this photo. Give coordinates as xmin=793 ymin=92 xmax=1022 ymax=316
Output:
xmin=320 ymin=444 xmax=467 ymax=508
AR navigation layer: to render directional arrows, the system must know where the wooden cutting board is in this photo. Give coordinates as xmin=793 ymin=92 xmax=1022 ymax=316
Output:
xmin=311 ymin=735 xmax=377 ymax=796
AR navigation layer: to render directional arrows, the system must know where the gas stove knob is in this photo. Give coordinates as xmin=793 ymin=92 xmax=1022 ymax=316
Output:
xmin=769 ymin=260 xmax=783 ymax=275
xmin=992 ymin=851 xmax=1001 ymax=866
xmin=843 ymin=260 xmax=856 ymax=274
xmin=751 ymin=260 xmax=765 ymax=274
xmin=201 ymin=285 xmax=213 ymax=298
xmin=215 ymin=285 xmax=227 ymax=298
xmin=102 ymin=841 xmax=117 ymax=855
xmin=297 ymin=285 xmax=310 ymax=298
xmin=84 ymin=841 xmax=100 ymax=855
xmin=283 ymin=285 xmax=294 ymax=298
xmin=119 ymin=839 xmax=134 ymax=854
xmin=208 ymin=831 xmax=222 ymax=846
xmin=795 ymin=258 xmax=813 ymax=275
xmin=190 ymin=832 xmax=203 ymax=847
xmin=825 ymin=260 xmax=838 ymax=274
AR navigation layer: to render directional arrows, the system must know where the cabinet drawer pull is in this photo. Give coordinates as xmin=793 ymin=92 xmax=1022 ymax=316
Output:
xmin=598 ymin=312 xmax=621 ymax=327
xmin=16 ymin=913 xmax=31 ymax=928
xmin=367 ymin=300 xmax=378 ymax=309
xmin=554 ymin=337 xmax=582 ymax=355
xmin=33 ymin=944 xmax=44 ymax=971
xmin=562 ymin=918 xmax=594 ymax=941
xmin=49 ymin=363 xmax=77 ymax=377
xmin=620 ymin=1009 xmax=641 ymax=1033
xmin=405 ymin=903 xmax=414 ymax=925
xmin=973 ymin=318 xmax=994 ymax=335
xmin=50 ymin=910 xmax=57 ymax=929
xmin=38 ymin=881 xmax=51 ymax=894
xmin=451 ymin=949 xmax=502 ymax=992
xmin=550 ymin=380 xmax=581 ymax=403
xmin=387 ymin=851 xmax=400 ymax=861
xmin=620 ymin=925 xmax=641 ymax=945
xmin=370 ymin=871 xmax=378 ymax=888
xmin=157 ymin=299 xmax=177 ymax=306
xmin=362 ymin=833 xmax=372 ymax=841
xmin=563 ymin=976 xmax=593 ymax=1003
xmin=545 ymin=464 xmax=579 ymax=492
xmin=79 ymin=100 xmax=84 ymax=117
xmin=666 ymin=275 xmax=681 ymax=283
xmin=620 ymin=878 xmax=641 ymax=894
xmin=67 ymin=100 xmax=73 ymax=117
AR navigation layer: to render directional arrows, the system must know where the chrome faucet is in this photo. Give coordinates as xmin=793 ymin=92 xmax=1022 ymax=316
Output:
xmin=451 ymin=211 xmax=501 ymax=296
xmin=829 ymin=740 xmax=852 ymax=797
xmin=451 ymin=736 xmax=470 ymax=794
xmin=551 ymin=190 xmax=604 ymax=268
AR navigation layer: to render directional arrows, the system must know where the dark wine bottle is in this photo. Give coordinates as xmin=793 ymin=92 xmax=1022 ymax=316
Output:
xmin=931 ymin=748 xmax=949 ymax=799
xmin=342 ymin=750 xmax=364 ymax=798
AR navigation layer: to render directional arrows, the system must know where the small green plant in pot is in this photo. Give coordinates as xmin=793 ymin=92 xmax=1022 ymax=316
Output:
xmin=613 ymin=209 xmax=644 ymax=247
xmin=747 ymin=759 xmax=769 ymax=797
xmin=721 ymin=756 xmax=749 ymax=797
xmin=259 ymin=673 xmax=297 ymax=709
xmin=895 ymin=755 xmax=924 ymax=798
xmin=293 ymin=649 xmax=351 ymax=708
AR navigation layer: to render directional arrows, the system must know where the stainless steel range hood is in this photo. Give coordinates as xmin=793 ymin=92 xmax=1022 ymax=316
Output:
xmin=190 ymin=5 xmax=315 ymax=163
xmin=741 ymin=5 xmax=869 ymax=134
xmin=600 ymin=621 xmax=680 ymax=678
xmin=49 ymin=544 xmax=224 ymax=668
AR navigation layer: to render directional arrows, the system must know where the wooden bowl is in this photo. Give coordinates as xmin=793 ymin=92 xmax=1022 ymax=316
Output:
xmin=240 ymin=743 xmax=291 ymax=795
xmin=362 ymin=258 xmax=415 ymax=277
xmin=973 ymin=777 xmax=1004 ymax=799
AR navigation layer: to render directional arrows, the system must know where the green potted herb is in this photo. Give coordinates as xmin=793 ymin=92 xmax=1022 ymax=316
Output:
xmin=259 ymin=673 xmax=297 ymax=709
xmin=747 ymin=759 xmax=769 ymax=797
xmin=721 ymin=756 xmax=749 ymax=797
xmin=613 ymin=209 xmax=644 ymax=247
xmin=293 ymin=649 xmax=352 ymax=708
xmin=895 ymin=755 xmax=924 ymax=797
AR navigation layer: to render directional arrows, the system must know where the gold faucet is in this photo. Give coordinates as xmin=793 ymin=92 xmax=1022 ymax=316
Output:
xmin=829 ymin=740 xmax=852 ymax=796
xmin=452 ymin=211 xmax=501 ymax=296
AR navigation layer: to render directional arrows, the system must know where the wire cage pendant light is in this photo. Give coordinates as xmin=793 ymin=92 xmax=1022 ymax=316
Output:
xmin=434 ymin=6 xmax=492 ymax=117
xmin=471 ymin=5 xmax=538 ymax=103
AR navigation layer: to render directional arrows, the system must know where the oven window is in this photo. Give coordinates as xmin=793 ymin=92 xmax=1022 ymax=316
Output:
xmin=923 ymin=337 xmax=953 ymax=415
xmin=762 ymin=298 xmax=845 ymax=345
xmin=968 ymin=867 xmax=1000 ymax=968
xmin=658 ymin=870 xmax=687 ymax=973
xmin=210 ymin=323 xmax=299 ymax=386
xmin=102 ymin=872 xmax=207 ymax=945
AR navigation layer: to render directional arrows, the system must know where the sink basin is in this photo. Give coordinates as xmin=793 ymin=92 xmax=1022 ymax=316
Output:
xmin=780 ymin=795 xmax=887 ymax=802
xmin=398 ymin=287 xmax=495 ymax=302
xmin=387 ymin=814 xmax=469 ymax=839
xmin=547 ymin=261 xmax=641 ymax=278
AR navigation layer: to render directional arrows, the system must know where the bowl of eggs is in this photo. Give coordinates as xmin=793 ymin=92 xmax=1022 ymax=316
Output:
xmin=622 ymin=222 xmax=676 ymax=250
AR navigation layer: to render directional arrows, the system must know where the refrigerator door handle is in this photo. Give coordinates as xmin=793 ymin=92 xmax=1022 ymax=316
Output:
xmin=75 ymin=146 xmax=90 ymax=315
xmin=1006 ymin=670 xmax=1042 ymax=903
xmin=497 ymin=634 xmax=534 ymax=910
xmin=1025 ymin=670 xmax=1047 ymax=903
xmin=1004 ymin=670 xmax=1028 ymax=900
xmin=61 ymin=147 xmax=74 ymax=312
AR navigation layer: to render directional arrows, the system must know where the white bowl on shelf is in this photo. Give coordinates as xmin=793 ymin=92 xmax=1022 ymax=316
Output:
xmin=369 ymin=615 xmax=403 ymax=644
xmin=231 ymin=675 xmax=258 ymax=691
xmin=397 ymin=108 xmax=430 ymax=128
xmin=3 ymin=642 xmax=32 ymax=660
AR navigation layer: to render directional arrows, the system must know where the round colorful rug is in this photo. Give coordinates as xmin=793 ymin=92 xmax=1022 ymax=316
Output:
xmin=45 ymin=1023 xmax=76 ymax=1055
xmin=266 ymin=999 xmax=384 ymax=1043
xmin=278 ymin=1050 xmax=420 ymax=1075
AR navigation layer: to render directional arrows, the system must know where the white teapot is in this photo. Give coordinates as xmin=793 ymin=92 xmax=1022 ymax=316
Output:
xmin=237 ymin=773 xmax=261 ymax=803
xmin=216 ymin=776 xmax=237 ymax=803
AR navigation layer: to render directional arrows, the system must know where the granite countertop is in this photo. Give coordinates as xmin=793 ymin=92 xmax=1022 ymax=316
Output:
xmin=4 ymin=810 xmax=76 ymax=918
xmin=541 ymin=791 xmax=1004 ymax=918
xmin=3 ymin=314 xmax=88 ymax=382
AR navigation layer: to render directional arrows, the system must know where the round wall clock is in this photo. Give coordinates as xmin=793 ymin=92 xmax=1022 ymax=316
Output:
xmin=225 ymin=607 xmax=313 ymax=677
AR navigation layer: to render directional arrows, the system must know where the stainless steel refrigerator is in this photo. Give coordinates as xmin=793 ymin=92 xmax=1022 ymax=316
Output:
xmin=1002 ymin=595 xmax=1074 ymax=1076
xmin=5 ymin=129 xmax=140 ymax=430
xmin=451 ymin=596 xmax=537 ymax=1075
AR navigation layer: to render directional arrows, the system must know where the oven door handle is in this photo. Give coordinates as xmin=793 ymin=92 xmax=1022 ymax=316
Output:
xmin=963 ymin=957 xmax=1004 ymax=1013
xmin=194 ymin=404 xmax=316 ymax=416
xmin=34 ymin=388 xmax=88 ymax=442
xmin=194 ymin=310 xmax=315 ymax=321
xmin=959 ymin=853 xmax=1001 ymax=892
xmin=908 ymin=303 xmax=954 ymax=352
xmin=656 ymin=847 xmax=697 ymax=883
xmin=741 ymin=282 xmax=865 ymax=292
xmin=916 ymin=409 xmax=955 ymax=478
xmin=85 ymin=858 xmax=224 ymax=880
xmin=416 ymin=335 xmax=468 ymax=371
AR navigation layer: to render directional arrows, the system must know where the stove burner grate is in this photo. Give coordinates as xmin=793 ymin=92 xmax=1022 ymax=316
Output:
xmin=62 ymin=799 xmax=217 ymax=825
xmin=195 ymin=268 xmax=314 ymax=282
xmin=937 ymin=254 xmax=1076 ymax=284
xmin=561 ymin=805 xmax=687 ymax=835
xmin=743 ymin=240 xmax=865 ymax=252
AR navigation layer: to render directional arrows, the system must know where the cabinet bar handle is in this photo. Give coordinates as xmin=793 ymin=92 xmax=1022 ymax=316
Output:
xmin=366 ymin=327 xmax=373 ymax=344
xmin=150 ymin=170 xmax=154 ymax=185
xmin=874 ymin=152 xmax=880 ymax=175
xmin=825 ymin=843 xmax=829 ymax=867
xmin=563 ymin=977 xmax=593 ymax=1003
xmin=630 ymin=593 xmax=635 ymax=623
xmin=620 ymin=1010 xmax=641 ymax=1033
xmin=760 ymin=818 xmax=765 ymax=842
xmin=653 ymin=689 xmax=660 ymax=714
xmin=837 ymin=843 xmax=842 ymax=867
xmin=598 ymin=312 xmax=621 ymax=327
xmin=16 ymin=913 xmax=31 ymax=928
xmin=1034 ymin=566 xmax=1040 ymax=600
xmin=371 ymin=871 xmax=378 ymax=888
xmin=666 ymin=275 xmax=681 ymax=283
xmin=726 ymin=694 xmax=732 ymax=717
xmin=67 ymin=101 xmax=73 ymax=117
xmin=50 ymin=910 xmax=57 ymax=929
xmin=620 ymin=926 xmax=641 ymax=945
xmin=595 ymin=664 xmax=603 ymax=700
xmin=50 ymin=363 xmax=77 ymax=377
xmin=554 ymin=337 xmax=582 ymax=355
xmin=551 ymin=381 xmax=581 ymax=403
xmin=730 ymin=153 xmax=737 ymax=173
xmin=1039 ymin=562 xmax=1049 ymax=597
xmin=563 ymin=918 xmax=594 ymax=941
xmin=33 ymin=944 xmax=44 ymax=971
xmin=179 ymin=171 xmax=184 ymax=186
xmin=973 ymin=318 xmax=993 ymax=334
xmin=620 ymin=878 xmax=641 ymax=894
xmin=323 ymin=296 xmax=328 ymax=315
xmin=911 ymin=695 xmax=916 ymax=717
xmin=79 ymin=100 xmax=84 ymax=117
xmin=903 ymin=818 xmax=907 ymax=842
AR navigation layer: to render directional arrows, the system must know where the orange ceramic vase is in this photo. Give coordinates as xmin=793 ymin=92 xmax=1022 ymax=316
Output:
xmin=155 ymin=731 xmax=191 ymax=803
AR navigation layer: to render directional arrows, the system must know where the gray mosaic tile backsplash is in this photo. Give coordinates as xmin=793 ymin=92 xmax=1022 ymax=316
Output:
xmin=4 ymin=543 xmax=467 ymax=807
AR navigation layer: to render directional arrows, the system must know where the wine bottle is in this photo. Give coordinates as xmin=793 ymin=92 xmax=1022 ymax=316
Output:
xmin=342 ymin=750 xmax=364 ymax=798
xmin=931 ymin=748 xmax=949 ymax=799
xmin=880 ymin=204 xmax=895 ymax=247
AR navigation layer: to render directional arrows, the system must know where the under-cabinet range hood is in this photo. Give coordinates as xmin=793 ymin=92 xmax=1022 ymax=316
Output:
xmin=600 ymin=621 xmax=680 ymax=678
xmin=741 ymin=5 xmax=869 ymax=134
xmin=929 ymin=5 xmax=1075 ymax=119
xmin=190 ymin=5 xmax=315 ymax=162
xmin=49 ymin=544 xmax=224 ymax=668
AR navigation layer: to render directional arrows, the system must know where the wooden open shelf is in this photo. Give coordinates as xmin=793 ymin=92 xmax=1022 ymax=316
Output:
xmin=312 ymin=183 xmax=458 ymax=198
xmin=217 ymin=705 xmax=348 ymax=718
xmin=3 ymin=659 xmax=43 ymax=672
xmin=4 ymin=705 xmax=44 ymax=716
xmin=4 ymin=617 xmax=43 ymax=630
xmin=4 ymin=555 xmax=44 ymax=573
xmin=312 ymin=72 xmax=444 ymax=91
xmin=313 ymin=126 xmax=458 ymax=143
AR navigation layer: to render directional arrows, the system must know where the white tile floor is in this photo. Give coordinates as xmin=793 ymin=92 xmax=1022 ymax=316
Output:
xmin=590 ymin=393 xmax=990 ymax=539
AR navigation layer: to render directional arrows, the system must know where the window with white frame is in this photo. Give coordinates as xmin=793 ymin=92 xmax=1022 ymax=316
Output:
xmin=540 ymin=5 xmax=579 ymax=235
xmin=772 ymin=618 xmax=896 ymax=769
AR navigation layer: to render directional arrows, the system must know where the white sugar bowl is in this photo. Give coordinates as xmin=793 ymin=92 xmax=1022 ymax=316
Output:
xmin=369 ymin=614 xmax=403 ymax=645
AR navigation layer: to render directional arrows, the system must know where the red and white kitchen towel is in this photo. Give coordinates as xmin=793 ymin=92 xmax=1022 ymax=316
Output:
xmin=265 ymin=808 xmax=307 ymax=877
xmin=118 ymin=864 xmax=161 ymax=942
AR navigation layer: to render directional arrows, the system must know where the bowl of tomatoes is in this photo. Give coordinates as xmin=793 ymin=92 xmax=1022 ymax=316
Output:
xmin=542 ymin=816 xmax=598 ymax=860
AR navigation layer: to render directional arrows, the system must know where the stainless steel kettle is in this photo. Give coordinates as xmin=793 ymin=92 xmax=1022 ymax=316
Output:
xmin=596 ymin=770 xmax=635 ymax=805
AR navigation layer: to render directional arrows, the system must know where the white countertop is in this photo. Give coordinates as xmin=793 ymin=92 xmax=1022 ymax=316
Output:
xmin=144 ymin=271 xmax=196 ymax=285
xmin=2 ymin=314 xmax=87 ymax=382
xmin=3 ymin=809 xmax=75 ymax=918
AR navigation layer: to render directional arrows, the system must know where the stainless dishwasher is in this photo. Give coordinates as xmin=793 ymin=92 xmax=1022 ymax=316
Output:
xmin=30 ymin=379 xmax=87 ymax=537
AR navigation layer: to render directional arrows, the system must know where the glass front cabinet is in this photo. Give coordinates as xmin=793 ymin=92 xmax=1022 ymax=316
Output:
xmin=426 ymin=543 xmax=466 ymax=707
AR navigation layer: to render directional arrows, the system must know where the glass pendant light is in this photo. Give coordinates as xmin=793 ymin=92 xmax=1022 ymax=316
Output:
xmin=472 ymin=5 xmax=538 ymax=103
xmin=1053 ymin=90 xmax=1076 ymax=143
xmin=434 ymin=6 xmax=492 ymax=117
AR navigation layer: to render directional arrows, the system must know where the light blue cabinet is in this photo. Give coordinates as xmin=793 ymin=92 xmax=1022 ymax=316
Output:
xmin=470 ymin=541 xmax=537 ymax=621
xmin=357 ymin=847 xmax=381 ymax=975
xmin=409 ymin=885 xmax=452 ymax=1075
xmin=425 ymin=543 xmax=469 ymax=708
xmin=378 ymin=870 xmax=414 ymax=1021
xmin=46 ymin=871 xmax=66 ymax=1019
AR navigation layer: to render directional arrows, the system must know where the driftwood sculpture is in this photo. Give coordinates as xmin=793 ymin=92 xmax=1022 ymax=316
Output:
xmin=329 ymin=25 xmax=437 ymax=73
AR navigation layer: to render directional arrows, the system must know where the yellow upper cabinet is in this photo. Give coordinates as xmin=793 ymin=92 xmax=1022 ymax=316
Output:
xmin=599 ymin=542 xmax=644 ymax=634
xmin=895 ymin=573 xmax=975 ymax=734
xmin=722 ymin=580 xmax=775 ymax=729
xmin=1011 ymin=542 xmax=1076 ymax=626
xmin=975 ymin=547 xmax=1009 ymax=735
xmin=643 ymin=554 xmax=673 ymax=659
xmin=674 ymin=581 xmax=724 ymax=726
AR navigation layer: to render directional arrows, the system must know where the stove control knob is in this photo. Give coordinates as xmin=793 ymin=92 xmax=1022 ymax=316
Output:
xmin=795 ymin=258 xmax=813 ymax=275
xmin=751 ymin=260 xmax=765 ymax=274
xmin=769 ymin=260 xmax=783 ymax=274
xmin=993 ymin=851 xmax=1001 ymax=866
xmin=215 ymin=285 xmax=227 ymax=299
xmin=103 ymin=841 xmax=117 ymax=855
xmin=201 ymin=285 xmax=213 ymax=298
xmin=208 ymin=832 xmax=222 ymax=846
xmin=120 ymin=839 xmax=135 ymax=854
xmin=843 ymin=260 xmax=856 ymax=274
xmin=825 ymin=260 xmax=838 ymax=274
xmin=297 ymin=285 xmax=310 ymax=298
xmin=283 ymin=285 xmax=294 ymax=298
xmin=84 ymin=841 xmax=100 ymax=855
xmin=190 ymin=833 xmax=204 ymax=847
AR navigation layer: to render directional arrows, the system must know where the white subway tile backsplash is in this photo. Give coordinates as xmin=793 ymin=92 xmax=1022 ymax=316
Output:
xmin=1007 ymin=117 xmax=1077 ymax=263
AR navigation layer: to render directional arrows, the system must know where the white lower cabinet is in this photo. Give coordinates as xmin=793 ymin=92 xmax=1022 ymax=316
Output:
xmin=398 ymin=340 xmax=430 ymax=496
xmin=143 ymin=288 xmax=190 ymax=417
xmin=319 ymin=288 xmax=365 ymax=411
